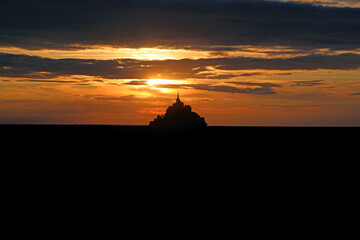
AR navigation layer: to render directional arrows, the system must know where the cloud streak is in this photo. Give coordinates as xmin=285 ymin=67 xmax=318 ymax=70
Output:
xmin=153 ymin=82 xmax=280 ymax=95
xmin=290 ymin=80 xmax=324 ymax=86
xmin=1 ymin=53 xmax=359 ymax=81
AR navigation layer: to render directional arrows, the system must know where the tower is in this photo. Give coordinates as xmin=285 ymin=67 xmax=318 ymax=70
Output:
xmin=174 ymin=91 xmax=184 ymax=108
xmin=176 ymin=91 xmax=181 ymax=103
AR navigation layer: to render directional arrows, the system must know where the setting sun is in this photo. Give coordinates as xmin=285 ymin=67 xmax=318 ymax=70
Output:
xmin=146 ymin=79 xmax=185 ymax=93
xmin=147 ymin=79 xmax=182 ymax=86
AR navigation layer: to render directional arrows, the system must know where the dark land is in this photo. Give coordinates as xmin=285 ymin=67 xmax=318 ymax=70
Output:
xmin=1 ymin=125 xmax=357 ymax=158
xmin=2 ymin=125 xmax=357 ymax=218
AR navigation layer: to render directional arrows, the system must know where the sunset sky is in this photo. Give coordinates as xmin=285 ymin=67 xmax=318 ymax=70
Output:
xmin=0 ymin=0 xmax=359 ymax=126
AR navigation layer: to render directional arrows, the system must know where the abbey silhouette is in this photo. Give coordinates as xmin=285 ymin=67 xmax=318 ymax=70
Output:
xmin=149 ymin=93 xmax=207 ymax=127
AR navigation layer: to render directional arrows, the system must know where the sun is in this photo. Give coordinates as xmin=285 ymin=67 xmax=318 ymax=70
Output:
xmin=147 ymin=79 xmax=180 ymax=86
xmin=146 ymin=79 xmax=185 ymax=93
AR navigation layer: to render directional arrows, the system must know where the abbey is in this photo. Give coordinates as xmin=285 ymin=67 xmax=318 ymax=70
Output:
xmin=149 ymin=93 xmax=207 ymax=128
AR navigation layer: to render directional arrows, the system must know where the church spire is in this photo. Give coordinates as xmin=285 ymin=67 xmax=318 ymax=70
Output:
xmin=175 ymin=91 xmax=183 ymax=106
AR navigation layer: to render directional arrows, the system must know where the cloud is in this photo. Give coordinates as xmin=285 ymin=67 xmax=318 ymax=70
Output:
xmin=154 ymin=82 xmax=280 ymax=95
xmin=86 ymin=94 xmax=171 ymax=102
xmin=275 ymin=0 xmax=360 ymax=7
xmin=1 ymin=53 xmax=359 ymax=82
xmin=213 ymin=54 xmax=360 ymax=71
xmin=123 ymin=80 xmax=149 ymax=85
xmin=0 ymin=0 xmax=359 ymax=51
xmin=193 ymin=84 xmax=278 ymax=95
xmin=0 ymin=53 xmax=149 ymax=79
xmin=290 ymin=80 xmax=324 ymax=86
xmin=227 ymin=81 xmax=281 ymax=88
xmin=349 ymin=92 xmax=360 ymax=96
xmin=13 ymin=79 xmax=80 ymax=84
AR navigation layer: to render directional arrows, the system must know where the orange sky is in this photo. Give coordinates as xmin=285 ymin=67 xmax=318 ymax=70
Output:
xmin=1 ymin=46 xmax=359 ymax=126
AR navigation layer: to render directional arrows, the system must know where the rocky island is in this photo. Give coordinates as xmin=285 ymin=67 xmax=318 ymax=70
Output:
xmin=149 ymin=93 xmax=207 ymax=128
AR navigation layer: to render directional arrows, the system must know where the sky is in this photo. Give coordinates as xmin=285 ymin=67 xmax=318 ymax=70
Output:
xmin=0 ymin=0 xmax=359 ymax=126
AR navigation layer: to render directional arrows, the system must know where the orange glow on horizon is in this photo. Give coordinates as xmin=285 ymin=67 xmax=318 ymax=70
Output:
xmin=2 ymin=45 xmax=358 ymax=61
xmin=0 ymin=46 xmax=209 ymax=60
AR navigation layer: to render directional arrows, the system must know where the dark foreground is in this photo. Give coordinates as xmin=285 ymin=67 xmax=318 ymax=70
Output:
xmin=0 ymin=125 xmax=357 ymax=158
xmin=2 ymin=125 xmax=357 ymax=219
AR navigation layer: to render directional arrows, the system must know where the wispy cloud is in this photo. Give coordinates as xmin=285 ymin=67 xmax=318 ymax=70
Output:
xmin=290 ymin=80 xmax=324 ymax=86
xmin=153 ymin=82 xmax=280 ymax=95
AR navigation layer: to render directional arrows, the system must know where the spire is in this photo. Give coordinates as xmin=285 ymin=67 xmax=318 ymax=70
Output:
xmin=175 ymin=90 xmax=183 ymax=106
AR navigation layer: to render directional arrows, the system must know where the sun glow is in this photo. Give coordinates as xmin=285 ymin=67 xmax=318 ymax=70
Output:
xmin=146 ymin=79 xmax=185 ymax=93
xmin=0 ymin=46 xmax=209 ymax=60
xmin=147 ymin=79 xmax=182 ymax=86
xmin=129 ymin=48 xmax=198 ymax=60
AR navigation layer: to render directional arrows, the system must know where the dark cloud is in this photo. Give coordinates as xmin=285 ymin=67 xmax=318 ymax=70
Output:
xmin=349 ymin=92 xmax=360 ymax=96
xmin=1 ymin=53 xmax=359 ymax=81
xmin=86 ymin=94 xmax=171 ymax=102
xmin=276 ymin=0 xmax=360 ymax=7
xmin=91 ymin=95 xmax=141 ymax=102
xmin=237 ymin=73 xmax=265 ymax=77
xmin=228 ymin=81 xmax=281 ymax=88
xmin=123 ymin=80 xmax=149 ymax=85
xmin=192 ymin=84 xmax=278 ymax=95
xmin=0 ymin=53 xmax=149 ymax=79
xmin=290 ymin=80 xmax=324 ymax=86
xmin=154 ymin=82 xmax=280 ymax=95
xmin=212 ymin=54 xmax=360 ymax=71
xmin=0 ymin=0 xmax=359 ymax=50
xmin=14 ymin=79 xmax=80 ymax=84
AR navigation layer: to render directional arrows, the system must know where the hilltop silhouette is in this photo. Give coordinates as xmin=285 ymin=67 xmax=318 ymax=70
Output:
xmin=149 ymin=93 xmax=207 ymax=128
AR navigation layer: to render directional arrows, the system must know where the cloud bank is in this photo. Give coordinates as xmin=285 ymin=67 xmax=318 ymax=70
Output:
xmin=1 ymin=53 xmax=359 ymax=81
xmin=0 ymin=0 xmax=359 ymax=51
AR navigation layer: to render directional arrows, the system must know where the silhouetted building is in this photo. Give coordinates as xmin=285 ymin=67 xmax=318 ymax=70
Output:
xmin=149 ymin=93 xmax=207 ymax=127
